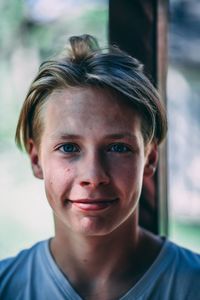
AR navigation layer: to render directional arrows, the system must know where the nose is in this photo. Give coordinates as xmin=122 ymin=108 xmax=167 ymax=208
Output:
xmin=79 ymin=152 xmax=110 ymax=188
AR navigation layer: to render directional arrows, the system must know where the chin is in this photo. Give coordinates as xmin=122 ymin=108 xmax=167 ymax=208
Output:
xmin=69 ymin=216 xmax=117 ymax=237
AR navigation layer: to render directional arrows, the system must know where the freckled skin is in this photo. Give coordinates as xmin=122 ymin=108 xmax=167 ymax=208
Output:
xmin=32 ymin=87 xmax=154 ymax=238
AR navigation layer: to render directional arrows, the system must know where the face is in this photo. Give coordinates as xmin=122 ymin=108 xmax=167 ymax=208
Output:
xmin=29 ymin=87 xmax=157 ymax=237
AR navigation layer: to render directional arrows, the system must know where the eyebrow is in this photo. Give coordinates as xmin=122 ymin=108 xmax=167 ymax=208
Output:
xmin=104 ymin=133 xmax=138 ymax=140
xmin=50 ymin=133 xmax=82 ymax=140
xmin=50 ymin=132 xmax=138 ymax=141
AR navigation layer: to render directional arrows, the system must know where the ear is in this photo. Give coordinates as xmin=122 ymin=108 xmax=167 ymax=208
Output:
xmin=28 ymin=139 xmax=43 ymax=179
xmin=143 ymin=143 xmax=158 ymax=178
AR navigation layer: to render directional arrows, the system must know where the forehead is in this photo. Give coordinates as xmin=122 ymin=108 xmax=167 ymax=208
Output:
xmin=46 ymin=86 xmax=139 ymax=116
xmin=42 ymin=87 xmax=143 ymax=137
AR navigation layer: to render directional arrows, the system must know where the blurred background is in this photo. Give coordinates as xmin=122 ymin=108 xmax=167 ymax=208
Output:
xmin=0 ymin=0 xmax=200 ymax=258
xmin=167 ymin=0 xmax=200 ymax=252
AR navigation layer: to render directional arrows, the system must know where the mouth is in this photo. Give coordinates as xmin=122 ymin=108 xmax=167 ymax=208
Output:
xmin=66 ymin=198 xmax=118 ymax=211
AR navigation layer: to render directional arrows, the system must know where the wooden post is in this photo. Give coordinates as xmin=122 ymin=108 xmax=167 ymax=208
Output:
xmin=109 ymin=0 xmax=168 ymax=234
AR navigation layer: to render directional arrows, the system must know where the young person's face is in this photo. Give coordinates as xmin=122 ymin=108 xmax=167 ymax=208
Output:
xmin=29 ymin=87 xmax=157 ymax=237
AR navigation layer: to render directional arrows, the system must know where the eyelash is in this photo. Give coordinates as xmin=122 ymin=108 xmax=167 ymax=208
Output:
xmin=59 ymin=143 xmax=80 ymax=153
xmin=107 ymin=143 xmax=131 ymax=153
xmin=58 ymin=143 xmax=131 ymax=154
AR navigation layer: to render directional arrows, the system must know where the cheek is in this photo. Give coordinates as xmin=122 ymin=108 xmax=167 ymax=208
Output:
xmin=110 ymin=155 xmax=144 ymax=180
xmin=42 ymin=160 xmax=74 ymax=203
xmin=110 ymin=157 xmax=145 ymax=195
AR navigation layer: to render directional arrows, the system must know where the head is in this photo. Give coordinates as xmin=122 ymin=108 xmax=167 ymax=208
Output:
xmin=15 ymin=34 xmax=167 ymax=237
xmin=16 ymin=34 xmax=167 ymax=152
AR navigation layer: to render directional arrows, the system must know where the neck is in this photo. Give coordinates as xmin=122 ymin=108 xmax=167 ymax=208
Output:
xmin=51 ymin=214 xmax=140 ymax=279
xmin=50 ymin=213 xmax=163 ymax=300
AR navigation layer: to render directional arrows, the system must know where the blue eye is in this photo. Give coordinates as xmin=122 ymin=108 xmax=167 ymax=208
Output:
xmin=60 ymin=143 xmax=79 ymax=153
xmin=108 ymin=143 xmax=131 ymax=153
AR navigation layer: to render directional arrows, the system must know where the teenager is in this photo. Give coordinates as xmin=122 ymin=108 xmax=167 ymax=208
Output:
xmin=0 ymin=34 xmax=199 ymax=300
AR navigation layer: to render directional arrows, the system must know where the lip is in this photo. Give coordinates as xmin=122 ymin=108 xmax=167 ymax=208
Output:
xmin=67 ymin=198 xmax=118 ymax=211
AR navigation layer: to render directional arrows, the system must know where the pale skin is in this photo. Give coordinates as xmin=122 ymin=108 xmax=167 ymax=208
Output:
xmin=29 ymin=87 xmax=163 ymax=300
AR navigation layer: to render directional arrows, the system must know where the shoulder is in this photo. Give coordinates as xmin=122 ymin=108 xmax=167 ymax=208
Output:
xmin=153 ymin=239 xmax=200 ymax=298
xmin=0 ymin=240 xmax=47 ymax=273
xmin=164 ymin=240 xmax=200 ymax=272
xmin=145 ymin=236 xmax=200 ymax=285
xmin=133 ymin=239 xmax=200 ymax=300
xmin=0 ymin=240 xmax=49 ymax=297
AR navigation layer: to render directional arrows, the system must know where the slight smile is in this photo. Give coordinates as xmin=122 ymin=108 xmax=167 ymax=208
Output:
xmin=66 ymin=199 xmax=118 ymax=211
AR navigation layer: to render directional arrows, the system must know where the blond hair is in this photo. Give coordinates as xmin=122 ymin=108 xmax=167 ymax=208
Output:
xmin=15 ymin=34 xmax=167 ymax=152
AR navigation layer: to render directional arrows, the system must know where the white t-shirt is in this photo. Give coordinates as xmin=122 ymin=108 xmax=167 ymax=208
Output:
xmin=0 ymin=238 xmax=200 ymax=300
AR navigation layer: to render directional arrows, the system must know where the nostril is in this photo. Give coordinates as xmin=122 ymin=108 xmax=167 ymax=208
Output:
xmin=80 ymin=181 xmax=91 ymax=187
xmin=79 ymin=179 xmax=109 ymax=188
xmin=79 ymin=165 xmax=110 ymax=187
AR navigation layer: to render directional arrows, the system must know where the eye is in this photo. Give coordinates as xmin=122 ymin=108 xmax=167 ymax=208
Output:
xmin=59 ymin=143 xmax=80 ymax=153
xmin=107 ymin=143 xmax=131 ymax=153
